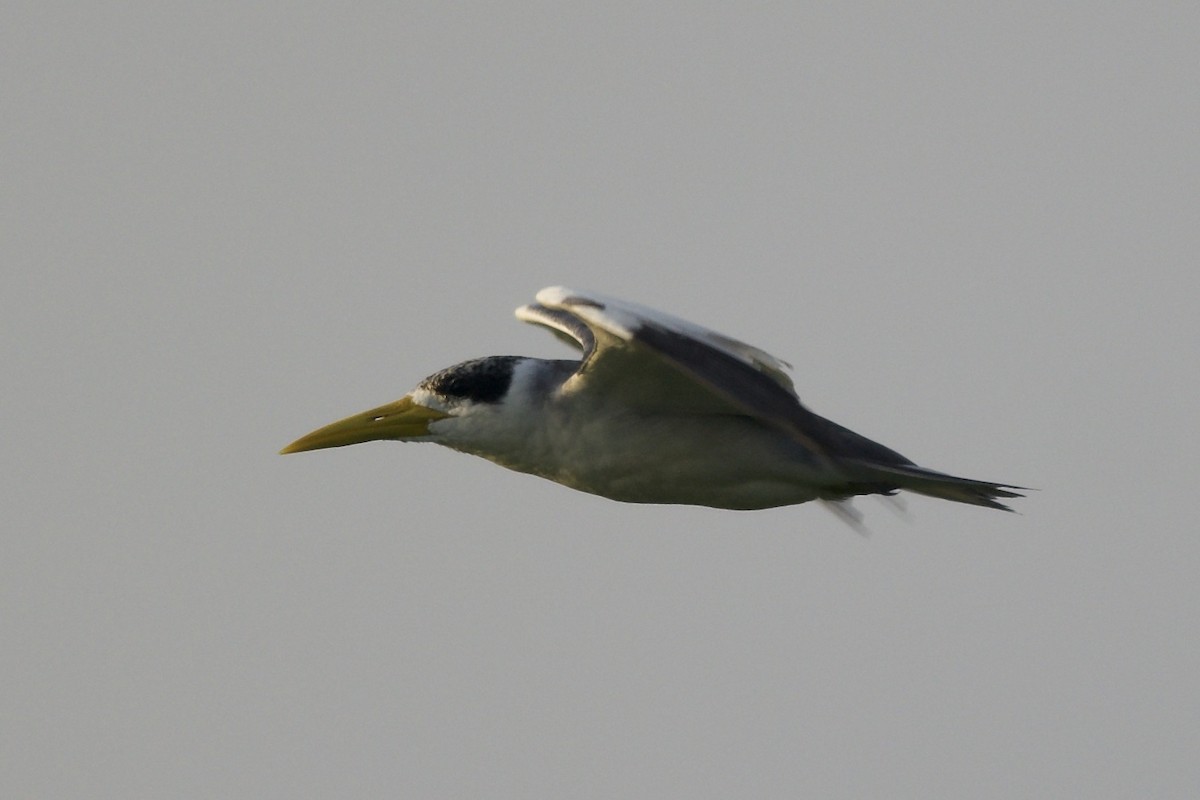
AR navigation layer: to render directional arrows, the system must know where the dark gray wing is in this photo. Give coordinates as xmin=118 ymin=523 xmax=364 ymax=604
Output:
xmin=517 ymin=287 xmax=911 ymax=465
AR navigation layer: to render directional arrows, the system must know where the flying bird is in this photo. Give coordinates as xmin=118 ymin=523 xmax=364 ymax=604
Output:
xmin=281 ymin=287 xmax=1022 ymax=515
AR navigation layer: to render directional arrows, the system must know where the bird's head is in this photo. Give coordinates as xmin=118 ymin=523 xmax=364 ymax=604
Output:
xmin=279 ymin=356 xmax=526 ymax=455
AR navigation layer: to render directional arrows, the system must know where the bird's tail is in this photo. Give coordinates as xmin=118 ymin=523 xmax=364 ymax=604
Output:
xmin=844 ymin=460 xmax=1026 ymax=511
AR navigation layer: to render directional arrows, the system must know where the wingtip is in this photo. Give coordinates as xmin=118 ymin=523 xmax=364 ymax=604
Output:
xmin=534 ymin=285 xmax=573 ymax=306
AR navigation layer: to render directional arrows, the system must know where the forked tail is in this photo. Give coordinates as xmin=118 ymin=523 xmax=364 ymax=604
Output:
xmin=846 ymin=460 xmax=1026 ymax=511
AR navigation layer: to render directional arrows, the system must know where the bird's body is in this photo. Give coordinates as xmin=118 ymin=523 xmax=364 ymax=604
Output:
xmin=425 ymin=364 xmax=829 ymax=509
xmin=283 ymin=287 xmax=1023 ymax=515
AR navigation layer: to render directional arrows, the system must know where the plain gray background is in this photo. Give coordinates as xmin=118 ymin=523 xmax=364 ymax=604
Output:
xmin=4 ymin=3 xmax=1197 ymax=797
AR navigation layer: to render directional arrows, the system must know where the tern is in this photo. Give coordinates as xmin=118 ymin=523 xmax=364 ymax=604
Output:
xmin=282 ymin=287 xmax=1022 ymax=514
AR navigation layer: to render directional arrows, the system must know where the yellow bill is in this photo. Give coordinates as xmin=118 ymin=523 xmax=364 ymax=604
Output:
xmin=280 ymin=395 xmax=450 ymax=454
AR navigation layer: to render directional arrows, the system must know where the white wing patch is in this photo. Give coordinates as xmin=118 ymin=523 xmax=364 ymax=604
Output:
xmin=532 ymin=286 xmax=796 ymax=394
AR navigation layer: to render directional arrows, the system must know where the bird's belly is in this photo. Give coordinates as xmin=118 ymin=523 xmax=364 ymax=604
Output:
xmin=504 ymin=413 xmax=834 ymax=510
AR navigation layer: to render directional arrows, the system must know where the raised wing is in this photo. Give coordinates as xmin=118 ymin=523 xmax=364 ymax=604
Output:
xmin=517 ymin=292 xmax=737 ymax=415
xmin=517 ymin=286 xmax=908 ymax=463
xmin=525 ymin=287 xmax=796 ymax=390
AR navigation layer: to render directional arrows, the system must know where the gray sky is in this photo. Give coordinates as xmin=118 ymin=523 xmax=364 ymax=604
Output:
xmin=4 ymin=3 xmax=1198 ymax=797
